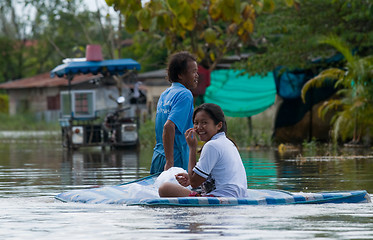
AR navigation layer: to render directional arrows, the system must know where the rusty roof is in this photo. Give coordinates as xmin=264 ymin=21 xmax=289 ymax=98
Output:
xmin=0 ymin=72 xmax=102 ymax=89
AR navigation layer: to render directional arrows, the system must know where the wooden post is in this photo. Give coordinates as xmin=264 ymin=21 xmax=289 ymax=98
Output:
xmin=247 ymin=116 xmax=252 ymax=137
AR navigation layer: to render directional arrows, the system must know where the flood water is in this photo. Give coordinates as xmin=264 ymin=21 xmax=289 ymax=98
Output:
xmin=0 ymin=138 xmax=373 ymax=239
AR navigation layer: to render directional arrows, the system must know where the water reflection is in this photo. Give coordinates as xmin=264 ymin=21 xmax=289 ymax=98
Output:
xmin=0 ymin=142 xmax=155 ymax=197
xmin=62 ymin=149 xmax=139 ymax=172
xmin=236 ymin=148 xmax=373 ymax=193
xmin=273 ymin=148 xmax=373 ymax=192
xmin=240 ymin=150 xmax=278 ymax=189
xmin=0 ymin=141 xmax=372 ymax=240
xmin=0 ymin=141 xmax=372 ymax=196
xmin=59 ymin=148 xmax=149 ymax=187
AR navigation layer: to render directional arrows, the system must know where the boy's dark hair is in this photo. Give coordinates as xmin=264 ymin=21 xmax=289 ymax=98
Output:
xmin=167 ymin=51 xmax=197 ymax=83
xmin=193 ymin=103 xmax=227 ymax=134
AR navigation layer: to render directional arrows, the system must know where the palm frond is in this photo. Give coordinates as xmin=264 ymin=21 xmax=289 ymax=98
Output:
xmin=318 ymin=35 xmax=355 ymax=64
xmin=311 ymin=36 xmax=373 ymax=143
xmin=332 ymin=115 xmax=344 ymax=142
xmin=317 ymin=99 xmax=342 ymax=120
xmin=301 ymin=68 xmax=343 ymax=102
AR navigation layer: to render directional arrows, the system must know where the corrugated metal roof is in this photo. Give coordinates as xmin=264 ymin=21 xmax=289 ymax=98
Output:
xmin=0 ymin=73 xmax=102 ymax=89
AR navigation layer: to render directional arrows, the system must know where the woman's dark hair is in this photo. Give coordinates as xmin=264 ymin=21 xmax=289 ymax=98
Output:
xmin=193 ymin=103 xmax=227 ymax=134
xmin=167 ymin=51 xmax=197 ymax=83
xmin=194 ymin=103 xmax=238 ymax=148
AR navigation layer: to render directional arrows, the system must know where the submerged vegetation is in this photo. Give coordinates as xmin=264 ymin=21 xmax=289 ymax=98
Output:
xmin=0 ymin=113 xmax=59 ymax=131
xmin=138 ymin=115 xmax=273 ymax=149
xmin=0 ymin=113 xmax=60 ymax=142
xmin=226 ymin=117 xmax=273 ymax=149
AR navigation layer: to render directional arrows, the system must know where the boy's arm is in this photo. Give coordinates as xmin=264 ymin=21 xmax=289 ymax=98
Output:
xmin=163 ymin=120 xmax=175 ymax=171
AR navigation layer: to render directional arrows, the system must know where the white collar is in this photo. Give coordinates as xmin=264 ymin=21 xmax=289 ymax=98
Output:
xmin=211 ymin=132 xmax=225 ymax=140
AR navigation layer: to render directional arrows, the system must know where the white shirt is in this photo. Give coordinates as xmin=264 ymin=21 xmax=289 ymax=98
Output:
xmin=193 ymin=132 xmax=249 ymax=198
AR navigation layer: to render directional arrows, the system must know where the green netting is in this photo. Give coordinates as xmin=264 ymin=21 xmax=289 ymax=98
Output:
xmin=204 ymin=70 xmax=276 ymax=117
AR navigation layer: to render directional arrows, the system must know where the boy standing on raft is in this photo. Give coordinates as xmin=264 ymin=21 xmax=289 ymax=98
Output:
xmin=150 ymin=52 xmax=199 ymax=174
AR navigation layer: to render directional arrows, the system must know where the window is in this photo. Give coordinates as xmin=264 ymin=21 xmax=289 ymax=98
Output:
xmin=60 ymin=90 xmax=96 ymax=118
xmin=75 ymin=92 xmax=90 ymax=115
xmin=47 ymin=95 xmax=60 ymax=110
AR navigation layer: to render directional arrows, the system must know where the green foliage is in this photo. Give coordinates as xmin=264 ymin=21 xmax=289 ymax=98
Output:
xmin=301 ymin=68 xmax=344 ymax=103
xmin=0 ymin=94 xmax=9 ymax=113
xmin=139 ymin=120 xmax=156 ymax=148
xmin=106 ymin=0 xmax=291 ymax=70
xmin=0 ymin=37 xmax=19 ymax=82
xmin=302 ymin=137 xmax=318 ymax=151
xmin=302 ymin=36 xmax=373 ymax=143
xmin=244 ymin=0 xmax=373 ymax=74
xmin=0 ymin=0 xmax=137 ymax=82
xmin=0 ymin=113 xmax=59 ymax=131
xmin=137 ymin=116 xmax=273 ymax=149
xmin=227 ymin=117 xmax=273 ymax=148
xmin=124 ymin=32 xmax=168 ymax=72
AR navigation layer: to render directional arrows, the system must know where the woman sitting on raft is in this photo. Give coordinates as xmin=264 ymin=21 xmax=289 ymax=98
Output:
xmin=158 ymin=103 xmax=249 ymax=198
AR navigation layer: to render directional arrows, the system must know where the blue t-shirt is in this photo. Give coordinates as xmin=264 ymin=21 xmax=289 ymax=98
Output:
xmin=153 ymin=82 xmax=194 ymax=171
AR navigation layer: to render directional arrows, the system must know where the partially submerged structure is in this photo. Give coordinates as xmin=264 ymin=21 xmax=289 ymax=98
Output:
xmin=0 ymin=73 xmax=101 ymax=122
xmin=49 ymin=45 xmax=142 ymax=149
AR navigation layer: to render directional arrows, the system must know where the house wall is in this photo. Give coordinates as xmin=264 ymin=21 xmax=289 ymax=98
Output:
xmin=8 ymin=87 xmax=61 ymax=122
xmin=144 ymin=85 xmax=169 ymax=119
xmin=4 ymin=72 xmax=171 ymax=122
xmin=137 ymin=72 xmax=170 ymax=120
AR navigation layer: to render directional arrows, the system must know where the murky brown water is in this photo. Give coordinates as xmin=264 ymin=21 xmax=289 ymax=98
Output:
xmin=0 ymin=139 xmax=372 ymax=239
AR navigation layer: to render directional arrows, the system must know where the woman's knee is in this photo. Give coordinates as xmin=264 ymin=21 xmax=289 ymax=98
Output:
xmin=158 ymin=182 xmax=175 ymax=197
xmin=158 ymin=182 xmax=190 ymax=197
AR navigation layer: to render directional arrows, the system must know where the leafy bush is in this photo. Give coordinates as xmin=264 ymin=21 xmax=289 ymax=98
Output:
xmin=227 ymin=117 xmax=273 ymax=148
xmin=0 ymin=94 xmax=9 ymax=113
xmin=0 ymin=113 xmax=59 ymax=131
xmin=139 ymin=120 xmax=156 ymax=148
xmin=138 ymin=116 xmax=273 ymax=149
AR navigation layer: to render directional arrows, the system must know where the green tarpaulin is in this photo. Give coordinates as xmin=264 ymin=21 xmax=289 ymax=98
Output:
xmin=204 ymin=70 xmax=276 ymax=117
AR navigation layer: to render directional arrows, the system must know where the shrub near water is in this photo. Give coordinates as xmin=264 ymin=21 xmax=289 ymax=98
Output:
xmin=0 ymin=94 xmax=9 ymax=113
xmin=139 ymin=120 xmax=156 ymax=148
xmin=138 ymin=117 xmax=273 ymax=149
xmin=0 ymin=113 xmax=59 ymax=131
xmin=227 ymin=117 xmax=272 ymax=148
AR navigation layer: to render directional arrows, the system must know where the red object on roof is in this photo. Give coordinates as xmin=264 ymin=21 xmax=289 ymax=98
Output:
xmin=0 ymin=72 xmax=101 ymax=89
xmin=86 ymin=44 xmax=103 ymax=61
xmin=191 ymin=65 xmax=211 ymax=96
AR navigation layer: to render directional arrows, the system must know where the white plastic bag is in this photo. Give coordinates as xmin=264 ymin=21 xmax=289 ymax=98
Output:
xmin=118 ymin=167 xmax=190 ymax=199
xmin=154 ymin=167 xmax=188 ymax=188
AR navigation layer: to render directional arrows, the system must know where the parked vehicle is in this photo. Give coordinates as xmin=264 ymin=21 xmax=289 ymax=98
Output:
xmin=102 ymin=98 xmax=139 ymax=147
xmin=60 ymin=96 xmax=139 ymax=150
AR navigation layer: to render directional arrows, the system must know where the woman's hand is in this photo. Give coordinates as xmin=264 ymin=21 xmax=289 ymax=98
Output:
xmin=185 ymin=128 xmax=198 ymax=149
xmin=175 ymin=172 xmax=190 ymax=187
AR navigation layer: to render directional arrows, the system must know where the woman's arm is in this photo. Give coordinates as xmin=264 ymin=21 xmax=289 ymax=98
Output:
xmin=185 ymin=128 xmax=206 ymax=188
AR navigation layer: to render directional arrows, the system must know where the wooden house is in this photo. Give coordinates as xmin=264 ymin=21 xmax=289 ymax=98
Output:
xmin=0 ymin=73 xmax=102 ymax=122
xmin=0 ymin=72 xmax=147 ymax=122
